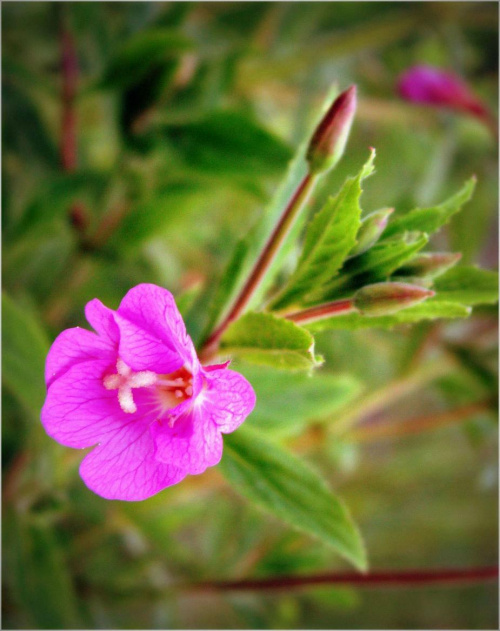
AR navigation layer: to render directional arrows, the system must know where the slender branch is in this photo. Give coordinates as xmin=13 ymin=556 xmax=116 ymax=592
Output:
xmin=200 ymin=172 xmax=318 ymax=361
xmin=285 ymin=298 xmax=355 ymax=325
xmin=330 ymin=359 xmax=453 ymax=436
xmin=186 ymin=566 xmax=498 ymax=593
xmin=349 ymin=399 xmax=493 ymax=443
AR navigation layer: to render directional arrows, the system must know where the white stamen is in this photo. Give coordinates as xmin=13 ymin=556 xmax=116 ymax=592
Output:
xmin=185 ymin=386 xmax=193 ymax=396
xmin=104 ymin=359 xmax=157 ymax=414
xmin=104 ymin=374 xmax=121 ymax=390
xmin=116 ymin=359 xmax=131 ymax=377
xmin=175 ymin=389 xmax=183 ymax=398
xmin=129 ymin=371 xmax=157 ymax=388
xmin=118 ymin=386 xmax=136 ymax=414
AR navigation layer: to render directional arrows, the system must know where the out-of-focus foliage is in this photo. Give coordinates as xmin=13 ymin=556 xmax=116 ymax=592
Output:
xmin=2 ymin=2 xmax=498 ymax=629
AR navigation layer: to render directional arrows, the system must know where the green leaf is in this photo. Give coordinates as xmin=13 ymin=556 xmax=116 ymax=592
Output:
xmin=220 ymin=312 xmax=322 ymax=370
xmin=11 ymin=171 xmax=108 ymax=238
xmin=220 ymin=427 xmax=367 ymax=571
xmin=271 ymin=150 xmax=375 ymax=309
xmin=3 ymin=78 xmax=59 ymax=170
xmin=2 ymin=293 xmax=49 ymax=415
xmin=162 ymin=110 xmax=292 ymax=177
xmin=384 ymin=177 xmax=476 ymax=238
xmin=237 ymin=364 xmax=362 ymax=436
xmin=3 ymin=511 xmax=80 ymax=629
xmin=99 ymin=28 xmax=193 ymax=89
xmin=433 ymin=266 xmax=499 ymax=306
xmin=304 ymin=299 xmax=471 ymax=332
xmin=314 ymin=231 xmax=429 ymax=301
xmin=108 ymin=181 xmax=207 ymax=252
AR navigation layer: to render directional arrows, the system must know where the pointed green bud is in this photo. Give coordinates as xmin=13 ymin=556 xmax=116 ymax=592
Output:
xmin=396 ymin=252 xmax=462 ymax=279
xmin=353 ymin=282 xmax=435 ymax=317
xmin=350 ymin=208 xmax=394 ymax=257
xmin=306 ymin=85 xmax=357 ymax=175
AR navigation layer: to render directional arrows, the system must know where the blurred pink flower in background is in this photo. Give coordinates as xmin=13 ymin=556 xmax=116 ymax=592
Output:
xmin=397 ymin=65 xmax=493 ymax=128
xmin=41 ymin=284 xmax=255 ymax=501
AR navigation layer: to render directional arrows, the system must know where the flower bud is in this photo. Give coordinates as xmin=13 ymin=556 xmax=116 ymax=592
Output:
xmin=353 ymin=282 xmax=435 ymax=317
xmin=396 ymin=252 xmax=462 ymax=279
xmin=349 ymin=208 xmax=394 ymax=257
xmin=306 ymin=85 xmax=357 ymax=175
xmin=389 ymin=276 xmax=434 ymax=289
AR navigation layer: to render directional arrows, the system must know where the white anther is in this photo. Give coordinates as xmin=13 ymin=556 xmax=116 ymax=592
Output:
xmin=104 ymin=359 xmax=157 ymax=414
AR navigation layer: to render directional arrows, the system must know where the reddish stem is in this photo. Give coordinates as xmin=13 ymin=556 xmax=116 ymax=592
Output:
xmin=285 ymin=298 xmax=355 ymax=325
xmin=200 ymin=172 xmax=317 ymax=360
xmin=187 ymin=566 xmax=498 ymax=593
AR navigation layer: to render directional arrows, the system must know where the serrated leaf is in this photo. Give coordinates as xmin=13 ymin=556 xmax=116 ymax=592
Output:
xmin=99 ymin=29 xmax=193 ymax=89
xmin=384 ymin=177 xmax=476 ymax=238
xmin=304 ymin=299 xmax=471 ymax=332
xmin=2 ymin=293 xmax=49 ymax=415
xmin=237 ymin=364 xmax=362 ymax=436
xmin=220 ymin=312 xmax=321 ymax=370
xmin=271 ymin=151 xmax=375 ymax=309
xmin=433 ymin=266 xmax=499 ymax=306
xmin=162 ymin=110 xmax=292 ymax=177
xmin=313 ymin=231 xmax=429 ymax=302
xmin=220 ymin=426 xmax=367 ymax=571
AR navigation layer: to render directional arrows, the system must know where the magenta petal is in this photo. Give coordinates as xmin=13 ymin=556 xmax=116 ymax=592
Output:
xmin=117 ymin=284 xmax=197 ymax=366
xmin=203 ymin=367 xmax=256 ymax=433
xmin=114 ymin=312 xmax=184 ymax=374
xmin=85 ymin=298 xmax=120 ymax=344
xmin=45 ymin=328 xmax=116 ymax=389
xmin=41 ymin=358 xmax=151 ymax=449
xmin=152 ymin=406 xmax=223 ymax=475
xmin=79 ymin=428 xmax=187 ymax=501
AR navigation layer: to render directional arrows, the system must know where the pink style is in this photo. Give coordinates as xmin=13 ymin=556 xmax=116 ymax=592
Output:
xmin=41 ymin=284 xmax=255 ymax=501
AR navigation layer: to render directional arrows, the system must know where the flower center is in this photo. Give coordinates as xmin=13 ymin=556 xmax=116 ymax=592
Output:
xmin=155 ymin=366 xmax=193 ymax=417
xmin=103 ymin=359 xmax=194 ymax=415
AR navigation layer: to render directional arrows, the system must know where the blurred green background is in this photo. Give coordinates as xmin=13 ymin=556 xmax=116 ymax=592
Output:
xmin=2 ymin=2 xmax=498 ymax=629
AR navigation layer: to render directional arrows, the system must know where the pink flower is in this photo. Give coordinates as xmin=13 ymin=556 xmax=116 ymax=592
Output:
xmin=397 ymin=65 xmax=488 ymax=119
xmin=41 ymin=284 xmax=255 ymax=501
